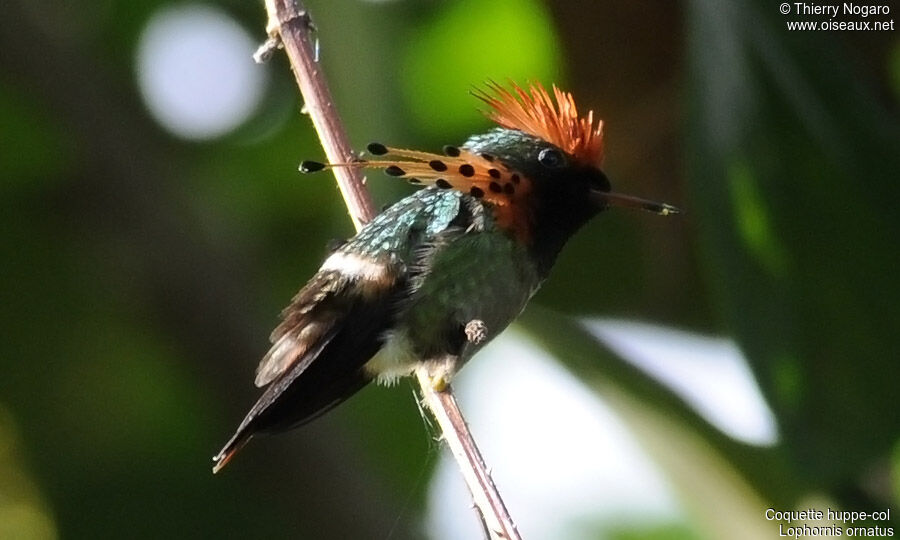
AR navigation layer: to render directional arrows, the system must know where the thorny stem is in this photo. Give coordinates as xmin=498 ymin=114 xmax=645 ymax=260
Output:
xmin=260 ymin=0 xmax=376 ymax=229
xmin=258 ymin=1 xmax=520 ymax=538
xmin=415 ymin=366 xmax=521 ymax=540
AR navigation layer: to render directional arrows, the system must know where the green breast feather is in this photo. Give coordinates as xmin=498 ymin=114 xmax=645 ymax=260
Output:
xmin=346 ymin=187 xmax=540 ymax=371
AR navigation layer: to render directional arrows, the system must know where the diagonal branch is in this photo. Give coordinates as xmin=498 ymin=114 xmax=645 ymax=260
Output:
xmin=258 ymin=1 xmax=520 ymax=538
xmin=260 ymin=0 xmax=376 ymax=229
xmin=415 ymin=367 xmax=521 ymax=539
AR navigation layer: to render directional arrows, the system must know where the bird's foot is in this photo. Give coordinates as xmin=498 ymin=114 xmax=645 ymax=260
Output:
xmin=465 ymin=319 xmax=488 ymax=345
xmin=429 ymin=374 xmax=449 ymax=392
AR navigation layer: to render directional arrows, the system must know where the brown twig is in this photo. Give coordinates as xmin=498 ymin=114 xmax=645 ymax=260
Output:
xmin=415 ymin=366 xmax=521 ymax=539
xmin=260 ymin=0 xmax=376 ymax=229
xmin=258 ymin=1 xmax=520 ymax=538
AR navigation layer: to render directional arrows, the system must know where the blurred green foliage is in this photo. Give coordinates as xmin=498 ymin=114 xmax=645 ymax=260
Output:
xmin=688 ymin=0 xmax=900 ymax=486
xmin=400 ymin=0 xmax=563 ymax=135
xmin=0 ymin=0 xmax=897 ymax=538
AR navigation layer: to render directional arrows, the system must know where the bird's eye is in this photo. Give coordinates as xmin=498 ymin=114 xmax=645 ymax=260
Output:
xmin=538 ymin=148 xmax=565 ymax=168
xmin=589 ymin=171 xmax=611 ymax=192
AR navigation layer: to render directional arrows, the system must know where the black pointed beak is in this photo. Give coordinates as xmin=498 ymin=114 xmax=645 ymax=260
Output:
xmin=589 ymin=190 xmax=680 ymax=216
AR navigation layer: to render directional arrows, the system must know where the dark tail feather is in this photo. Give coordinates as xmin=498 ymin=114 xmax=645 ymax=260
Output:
xmin=212 ymin=295 xmax=390 ymax=473
xmin=211 ymin=367 xmax=372 ymax=473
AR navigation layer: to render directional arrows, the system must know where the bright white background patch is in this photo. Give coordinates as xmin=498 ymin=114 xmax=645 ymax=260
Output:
xmin=135 ymin=4 xmax=267 ymax=140
xmin=583 ymin=318 xmax=778 ymax=446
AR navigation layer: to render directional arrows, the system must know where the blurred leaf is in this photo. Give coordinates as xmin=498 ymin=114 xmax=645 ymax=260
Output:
xmin=520 ymin=307 xmax=799 ymax=507
xmin=888 ymin=38 xmax=900 ymax=101
xmin=0 ymin=85 xmax=72 ymax=192
xmin=401 ymin=0 xmax=563 ymax=137
xmin=48 ymin=324 xmax=208 ymax=467
xmin=727 ymin=160 xmax=789 ymax=277
xmin=606 ymin=523 xmax=697 ymax=540
xmin=893 ymin=442 xmax=900 ymax=506
xmin=686 ymin=0 xmax=900 ymax=486
xmin=0 ymin=407 xmax=57 ymax=540
xmin=601 ymin=387 xmax=771 ymax=540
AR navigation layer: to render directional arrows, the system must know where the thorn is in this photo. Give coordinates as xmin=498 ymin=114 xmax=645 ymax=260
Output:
xmin=253 ymin=36 xmax=281 ymax=64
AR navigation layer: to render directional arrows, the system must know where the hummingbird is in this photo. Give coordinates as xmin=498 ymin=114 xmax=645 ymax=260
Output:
xmin=213 ymin=81 xmax=678 ymax=472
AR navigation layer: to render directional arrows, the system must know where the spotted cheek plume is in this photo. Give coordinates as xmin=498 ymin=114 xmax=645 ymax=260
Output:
xmin=300 ymin=144 xmax=533 ymax=238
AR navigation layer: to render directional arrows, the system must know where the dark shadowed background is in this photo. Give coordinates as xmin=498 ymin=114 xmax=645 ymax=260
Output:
xmin=1 ymin=0 xmax=897 ymax=538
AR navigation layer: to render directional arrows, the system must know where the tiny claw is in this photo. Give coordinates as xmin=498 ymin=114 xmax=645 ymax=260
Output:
xmin=430 ymin=374 xmax=449 ymax=392
xmin=465 ymin=319 xmax=488 ymax=345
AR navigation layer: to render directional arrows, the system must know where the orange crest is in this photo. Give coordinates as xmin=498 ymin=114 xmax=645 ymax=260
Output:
xmin=473 ymin=81 xmax=604 ymax=166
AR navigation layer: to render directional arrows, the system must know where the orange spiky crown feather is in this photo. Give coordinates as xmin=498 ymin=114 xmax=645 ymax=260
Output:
xmin=473 ymin=80 xmax=604 ymax=166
